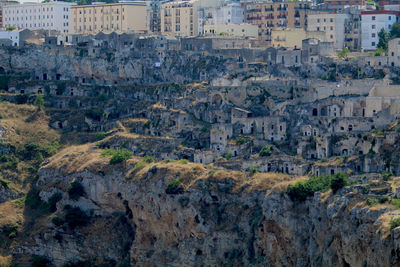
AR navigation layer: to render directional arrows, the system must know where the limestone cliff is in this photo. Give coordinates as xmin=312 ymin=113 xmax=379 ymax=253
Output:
xmin=13 ymin=145 xmax=400 ymax=266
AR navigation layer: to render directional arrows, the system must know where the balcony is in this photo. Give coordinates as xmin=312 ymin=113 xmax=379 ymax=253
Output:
xmin=247 ymin=9 xmax=261 ymax=13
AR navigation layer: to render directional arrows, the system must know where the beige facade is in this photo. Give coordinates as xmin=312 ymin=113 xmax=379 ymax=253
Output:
xmin=71 ymin=2 xmax=148 ymax=35
xmin=244 ymin=1 xmax=311 ymax=42
xmin=271 ymin=28 xmax=325 ymax=48
xmin=161 ymin=0 xmax=198 ymax=37
xmin=204 ymin=23 xmax=258 ymax=38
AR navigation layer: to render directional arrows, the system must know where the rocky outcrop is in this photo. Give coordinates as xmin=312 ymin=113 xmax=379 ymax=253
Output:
xmin=14 ymin=145 xmax=400 ymax=266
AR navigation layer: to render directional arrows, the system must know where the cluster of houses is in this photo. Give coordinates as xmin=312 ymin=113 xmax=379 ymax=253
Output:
xmin=0 ymin=0 xmax=400 ymax=52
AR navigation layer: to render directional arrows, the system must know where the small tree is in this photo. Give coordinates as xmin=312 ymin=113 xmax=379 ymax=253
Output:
xmin=330 ymin=173 xmax=349 ymax=193
xmin=337 ymin=47 xmax=350 ymax=60
xmin=259 ymin=145 xmax=272 ymax=157
xmin=34 ymin=95 xmax=44 ymax=110
xmin=377 ymin=28 xmax=389 ymax=52
xmin=6 ymin=26 xmax=16 ymax=31
xmin=390 ymin=23 xmax=400 ymax=39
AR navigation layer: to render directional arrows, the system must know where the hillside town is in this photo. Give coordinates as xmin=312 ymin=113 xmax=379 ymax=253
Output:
xmin=3 ymin=0 xmax=400 ymax=266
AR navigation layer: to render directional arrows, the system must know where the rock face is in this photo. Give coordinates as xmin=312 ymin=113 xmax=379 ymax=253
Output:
xmin=17 ymin=146 xmax=400 ymax=266
xmin=0 ymin=48 xmax=229 ymax=85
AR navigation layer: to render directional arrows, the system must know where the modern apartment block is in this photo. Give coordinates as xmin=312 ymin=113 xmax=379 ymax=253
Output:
xmin=3 ymin=2 xmax=75 ymax=33
xmin=71 ymin=2 xmax=148 ymax=35
xmin=160 ymin=0 xmax=224 ymax=37
xmin=243 ymin=1 xmax=311 ymax=43
xmin=361 ymin=10 xmax=399 ymax=51
xmin=307 ymin=11 xmax=350 ymax=50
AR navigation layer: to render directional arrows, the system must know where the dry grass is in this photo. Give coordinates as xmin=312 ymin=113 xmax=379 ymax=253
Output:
xmin=269 ymin=176 xmax=309 ymax=194
xmin=315 ymin=157 xmax=345 ymax=167
xmin=240 ymin=172 xmax=292 ymax=193
xmin=0 ymin=255 xmax=12 ymax=266
xmin=0 ymin=102 xmax=59 ymax=147
xmin=44 ymin=144 xmax=110 ymax=175
xmin=0 ymin=199 xmax=24 ymax=227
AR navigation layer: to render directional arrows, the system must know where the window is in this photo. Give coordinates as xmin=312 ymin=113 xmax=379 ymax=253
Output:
xmin=389 ymin=16 xmax=392 ymax=20
xmin=372 ymin=16 xmax=375 ymax=20
xmin=372 ymin=42 xmax=376 ymax=46
xmin=372 ymin=33 xmax=375 ymax=37
xmin=372 ymin=25 xmax=376 ymax=29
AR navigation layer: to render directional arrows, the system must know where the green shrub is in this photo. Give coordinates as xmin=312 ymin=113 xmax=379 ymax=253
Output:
xmin=95 ymin=132 xmax=106 ymax=141
xmin=64 ymin=205 xmax=90 ymax=229
xmin=382 ymin=171 xmax=392 ymax=181
xmin=178 ymin=159 xmax=189 ymax=164
xmin=101 ymin=148 xmax=133 ymax=165
xmin=48 ymin=192 xmax=62 ymax=213
xmin=330 ymin=173 xmax=349 ymax=193
xmin=67 ymin=181 xmax=85 ymax=201
xmin=259 ymin=145 xmax=272 ymax=157
xmin=133 ymin=161 xmax=147 ymax=171
xmin=40 ymin=142 xmax=61 ymax=158
xmin=0 ymin=178 xmax=10 ymax=189
xmin=366 ymin=198 xmax=379 ymax=206
xmin=223 ymin=152 xmax=232 ymax=160
xmin=166 ymin=179 xmax=183 ymax=194
xmin=391 ymin=198 xmax=400 ymax=209
xmin=390 ymin=217 xmax=400 ymax=230
xmin=2 ymin=155 xmax=19 ymax=169
xmin=110 ymin=150 xmax=132 ymax=165
xmin=236 ymin=137 xmax=246 ymax=145
xmin=249 ymin=166 xmax=258 ymax=174
xmin=101 ymin=148 xmax=116 ymax=157
xmin=143 ymin=155 xmax=155 ymax=163
xmin=1 ymin=223 xmax=18 ymax=238
xmin=34 ymin=95 xmax=45 ymax=110
xmin=51 ymin=215 xmax=64 ymax=226
xmin=287 ymin=173 xmax=349 ymax=202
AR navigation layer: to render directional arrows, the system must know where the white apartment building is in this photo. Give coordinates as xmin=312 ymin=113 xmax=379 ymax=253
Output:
xmin=3 ymin=2 xmax=76 ymax=33
xmin=361 ymin=10 xmax=398 ymax=51
xmin=307 ymin=11 xmax=349 ymax=50
xmin=161 ymin=0 xmax=224 ymax=37
xmin=201 ymin=3 xmax=244 ymax=25
xmin=199 ymin=3 xmax=244 ymax=34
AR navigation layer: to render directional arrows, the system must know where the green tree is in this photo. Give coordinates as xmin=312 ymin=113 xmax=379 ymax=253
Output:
xmin=337 ymin=47 xmax=350 ymax=60
xmin=34 ymin=95 xmax=44 ymax=110
xmin=390 ymin=23 xmax=400 ymax=39
xmin=377 ymin=28 xmax=389 ymax=52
